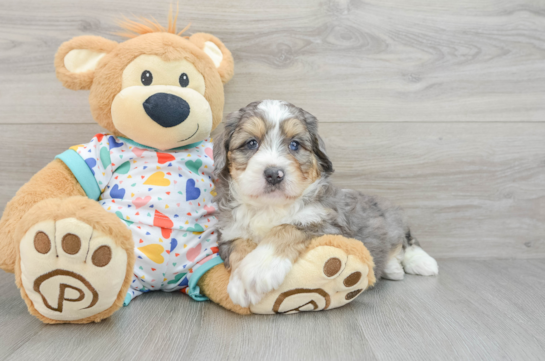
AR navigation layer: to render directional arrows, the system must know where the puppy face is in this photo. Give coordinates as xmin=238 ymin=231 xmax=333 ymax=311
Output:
xmin=215 ymin=100 xmax=333 ymax=205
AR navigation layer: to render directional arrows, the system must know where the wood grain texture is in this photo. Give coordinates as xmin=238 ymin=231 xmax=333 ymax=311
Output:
xmin=1 ymin=0 xmax=545 ymax=124
xmin=0 ymin=0 xmax=544 ymax=258
xmin=1 ymin=122 xmax=543 ymax=259
xmin=0 ymin=273 xmax=46 ymax=360
xmin=0 ymin=260 xmax=544 ymax=361
xmin=0 ymin=1 xmax=544 ymax=360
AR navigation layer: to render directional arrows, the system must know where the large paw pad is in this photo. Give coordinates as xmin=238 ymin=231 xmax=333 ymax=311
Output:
xmin=250 ymin=245 xmax=373 ymax=314
xmin=19 ymin=218 xmax=128 ymax=321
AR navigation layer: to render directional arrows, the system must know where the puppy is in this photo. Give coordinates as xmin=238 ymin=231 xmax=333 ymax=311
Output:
xmin=213 ymin=100 xmax=438 ymax=307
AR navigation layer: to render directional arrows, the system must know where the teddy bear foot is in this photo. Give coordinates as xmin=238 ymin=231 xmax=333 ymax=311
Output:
xmin=249 ymin=235 xmax=377 ymax=314
xmin=15 ymin=197 xmax=134 ymax=323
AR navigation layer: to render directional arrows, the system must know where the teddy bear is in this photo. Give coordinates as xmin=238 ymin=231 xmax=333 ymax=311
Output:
xmin=0 ymin=13 xmax=376 ymax=323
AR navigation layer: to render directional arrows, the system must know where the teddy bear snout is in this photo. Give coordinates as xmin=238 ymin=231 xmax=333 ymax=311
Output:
xmin=143 ymin=92 xmax=191 ymax=128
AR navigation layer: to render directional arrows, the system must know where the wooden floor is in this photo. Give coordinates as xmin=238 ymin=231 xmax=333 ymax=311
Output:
xmin=0 ymin=259 xmax=543 ymax=361
xmin=1 ymin=0 xmax=544 ymax=360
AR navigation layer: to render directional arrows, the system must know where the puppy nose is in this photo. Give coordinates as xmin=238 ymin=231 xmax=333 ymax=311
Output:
xmin=264 ymin=167 xmax=285 ymax=185
xmin=143 ymin=93 xmax=190 ymax=128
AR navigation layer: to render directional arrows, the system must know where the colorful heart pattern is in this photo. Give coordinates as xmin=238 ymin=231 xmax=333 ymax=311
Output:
xmin=108 ymin=137 xmax=124 ymax=149
xmin=115 ymin=161 xmax=131 ymax=174
xmin=110 ymin=184 xmax=125 ymax=199
xmin=144 ymin=172 xmax=171 ymax=186
xmin=204 ymin=147 xmax=213 ymax=160
xmin=187 ymin=223 xmax=204 ymax=234
xmin=153 ymin=210 xmax=173 ymax=239
xmin=133 ymin=196 xmax=151 ymax=209
xmin=132 ymin=147 xmax=146 ymax=157
xmin=100 ymin=147 xmax=111 ymax=169
xmin=185 ymin=159 xmax=202 ymax=174
xmin=186 ymin=179 xmax=201 ymax=201
xmin=85 ymin=158 xmax=97 ymax=175
xmin=157 ymin=152 xmax=176 ymax=164
xmin=68 ymin=134 xmax=220 ymax=298
xmin=138 ymin=244 xmax=165 ymax=264
xmin=203 ymin=205 xmax=216 ymax=215
xmin=186 ymin=243 xmax=202 ymax=262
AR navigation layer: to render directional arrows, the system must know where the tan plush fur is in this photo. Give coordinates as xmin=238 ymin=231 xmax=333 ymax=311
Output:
xmin=56 ymin=32 xmax=233 ymax=137
xmin=116 ymin=6 xmax=190 ymax=38
xmin=0 ymin=14 xmax=237 ymax=323
xmin=14 ymin=197 xmax=135 ymax=324
xmin=305 ymin=235 xmax=377 ymax=287
xmin=55 ymin=36 xmax=118 ymax=91
xmin=188 ymin=33 xmax=234 ymax=84
xmin=198 ymin=264 xmax=251 ymax=315
xmin=198 ymin=234 xmax=376 ymax=315
xmin=0 ymin=160 xmax=86 ymax=273
xmin=0 ymin=160 xmax=135 ymax=323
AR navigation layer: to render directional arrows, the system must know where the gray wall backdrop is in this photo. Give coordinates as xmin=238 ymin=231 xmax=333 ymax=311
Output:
xmin=1 ymin=0 xmax=544 ymax=259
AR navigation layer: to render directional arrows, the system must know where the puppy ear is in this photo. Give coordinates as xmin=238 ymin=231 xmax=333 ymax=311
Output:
xmin=301 ymin=110 xmax=334 ymax=176
xmin=189 ymin=33 xmax=234 ymax=84
xmin=213 ymin=109 xmax=242 ymax=179
xmin=313 ymin=133 xmax=334 ymax=176
xmin=212 ymin=127 xmax=228 ymax=180
xmin=55 ymin=36 xmax=117 ymax=90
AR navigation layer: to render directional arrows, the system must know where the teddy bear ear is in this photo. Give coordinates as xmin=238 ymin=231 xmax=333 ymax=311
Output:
xmin=55 ymin=36 xmax=118 ymax=90
xmin=189 ymin=33 xmax=234 ymax=84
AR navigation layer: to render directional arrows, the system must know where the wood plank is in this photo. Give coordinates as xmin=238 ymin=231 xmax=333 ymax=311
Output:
xmin=2 ymin=260 xmax=545 ymax=360
xmin=0 ymin=122 xmax=543 ymax=259
xmin=355 ymin=259 xmax=545 ymax=360
xmin=324 ymin=122 xmax=545 ymax=259
xmin=1 ymin=0 xmax=545 ymax=124
xmin=0 ymin=273 xmax=47 ymax=360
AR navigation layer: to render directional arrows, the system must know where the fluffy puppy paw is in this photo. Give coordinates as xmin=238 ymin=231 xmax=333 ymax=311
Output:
xmin=228 ymin=245 xmax=292 ymax=306
xmin=402 ymin=245 xmax=439 ymax=276
xmin=227 ymin=270 xmax=250 ymax=307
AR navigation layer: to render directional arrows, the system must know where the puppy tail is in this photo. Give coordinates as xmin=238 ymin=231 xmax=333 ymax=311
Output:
xmin=401 ymin=229 xmax=439 ymax=276
xmin=403 ymin=229 xmax=420 ymax=248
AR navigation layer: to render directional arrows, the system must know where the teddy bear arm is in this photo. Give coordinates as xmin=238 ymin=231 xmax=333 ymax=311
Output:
xmin=0 ymin=159 xmax=85 ymax=273
xmin=198 ymin=235 xmax=377 ymax=315
xmin=247 ymin=235 xmax=377 ymax=314
xmin=198 ymin=263 xmax=252 ymax=315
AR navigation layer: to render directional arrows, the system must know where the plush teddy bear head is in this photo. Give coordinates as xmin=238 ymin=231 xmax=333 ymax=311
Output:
xmin=54 ymin=16 xmax=234 ymax=150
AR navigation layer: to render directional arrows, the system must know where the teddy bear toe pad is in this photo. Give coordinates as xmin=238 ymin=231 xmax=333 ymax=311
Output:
xmin=19 ymin=218 xmax=128 ymax=321
xmin=250 ymin=245 xmax=372 ymax=314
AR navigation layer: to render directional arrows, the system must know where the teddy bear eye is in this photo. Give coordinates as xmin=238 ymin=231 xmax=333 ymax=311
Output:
xmin=141 ymin=70 xmax=153 ymax=86
xmin=179 ymin=73 xmax=189 ymax=87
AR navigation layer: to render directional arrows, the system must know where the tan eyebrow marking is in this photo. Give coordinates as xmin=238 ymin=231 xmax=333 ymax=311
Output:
xmin=281 ymin=118 xmax=307 ymax=139
xmin=230 ymin=116 xmax=267 ymax=149
xmin=242 ymin=117 xmax=267 ymax=139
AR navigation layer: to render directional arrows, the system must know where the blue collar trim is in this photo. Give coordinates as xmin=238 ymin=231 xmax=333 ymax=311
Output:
xmin=117 ymin=137 xmax=203 ymax=152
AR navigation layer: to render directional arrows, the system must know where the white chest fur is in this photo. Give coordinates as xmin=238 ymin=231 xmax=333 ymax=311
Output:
xmin=221 ymin=201 xmax=330 ymax=243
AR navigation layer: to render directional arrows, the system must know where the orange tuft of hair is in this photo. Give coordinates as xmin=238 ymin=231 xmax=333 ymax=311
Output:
xmin=116 ymin=3 xmax=190 ymax=39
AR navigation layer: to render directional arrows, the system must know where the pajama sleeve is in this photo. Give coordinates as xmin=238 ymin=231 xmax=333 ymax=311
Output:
xmin=56 ymin=134 xmax=129 ymax=200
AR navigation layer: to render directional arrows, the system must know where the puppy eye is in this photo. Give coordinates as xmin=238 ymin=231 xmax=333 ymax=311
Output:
xmin=246 ymin=139 xmax=259 ymax=150
xmin=179 ymin=73 xmax=189 ymax=87
xmin=289 ymin=140 xmax=300 ymax=151
xmin=141 ymin=70 xmax=153 ymax=86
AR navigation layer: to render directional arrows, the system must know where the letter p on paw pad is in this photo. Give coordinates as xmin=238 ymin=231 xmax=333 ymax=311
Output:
xmin=18 ymin=218 xmax=129 ymax=322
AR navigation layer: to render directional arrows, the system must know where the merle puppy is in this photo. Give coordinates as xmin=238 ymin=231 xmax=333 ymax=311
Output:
xmin=213 ymin=100 xmax=438 ymax=307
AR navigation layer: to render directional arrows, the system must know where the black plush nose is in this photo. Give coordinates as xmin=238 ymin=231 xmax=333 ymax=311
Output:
xmin=264 ymin=167 xmax=285 ymax=185
xmin=143 ymin=93 xmax=190 ymax=128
